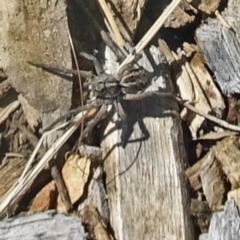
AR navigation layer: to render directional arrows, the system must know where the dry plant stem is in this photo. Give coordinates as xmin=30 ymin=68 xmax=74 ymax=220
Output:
xmin=16 ymin=122 xmax=72 ymax=212
xmin=18 ymin=122 xmax=71 ymax=182
xmin=215 ymin=10 xmax=232 ymax=29
xmin=0 ymin=101 xmax=20 ymax=125
xmin=177 ymin=97 xmax=240 ymax=132
xmin=0 ymin=110 xmax=88 ymax=218
xmin=68 ymin=29 xmax=85 ymax=143
xmin=97 ymin=0 xmax=124 ymax=46
xmin=51 ymin=165 xmax=72 ymax=212
xmin=118 ymin=0 xmax=181 ymax=72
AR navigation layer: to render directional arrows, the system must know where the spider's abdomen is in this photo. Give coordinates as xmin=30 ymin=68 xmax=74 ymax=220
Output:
xmin=120 ymin=68 xmax=153 ymax=94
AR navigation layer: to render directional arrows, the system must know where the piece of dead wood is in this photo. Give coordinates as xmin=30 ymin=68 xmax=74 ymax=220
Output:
xmin=189 ymin=49 xmax=225 ymax=117
xmin=160 ymin=40 xmax=230 ymax=138
xmin=185 ymin=152 xmax=211 ymax=191
xmin=227 ymin=97 xmax=240 ymax=125
xmin=163 ymin=2 xmax=196 ymax=28
xmin=0 ymin=110 xmax=88 ymax=218
xmin=207 ymin=200 xmax=240 ymax=239
xmin=97 ymin=0 xmax=124 ymax=46
xmin=191 ymin=199 xmax=212 ymax=233
xmin=173 ymin=52 xmax=194 ymax=101
xmin=101 ymin=41 xmax=194 ymax=239
xmin=0 ymin=156 xmax=26 ymax=198
xmin=0 ymin=210 xmax=87 ymax=240
xmin=160 ymin=40 xmax=210 ymax=137
xmin=177 ymin=97 xmax=240 ymax=133
xmin=51 ymin=164 xmax=73 ymax=212
xmin=79 ymin=166 xmax=110 ymax=224
xmin=197 ymin=130 xmax=238 ymax=140
xmin=213 ymin=136 xmax=240 ymax=189
xmin=0 ymin=101 xmax=20 ymax=125
xmin=200 ymin=149 xmax=225 ymax=210
xmin=186 ymin=0 xmax=221 ymax=15
xmin=56 ymin=153 xmax=91 ymax=212
xmin=79 ymin=204 xmax=114 ymax=240
xmin=29 ymin=181 xmax=57 ymax=212
xmin=228 ymin=188 xmax=240 ymax=207
xmin=196 ymin=0 xmax=240 ymax=95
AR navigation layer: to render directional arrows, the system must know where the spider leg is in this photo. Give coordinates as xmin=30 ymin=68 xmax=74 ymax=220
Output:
xmin=79 ymin=52 xmax=104 ymax=75
xmin=117 ymin=54 xmax=142 ymax=76
xmin=42 ymin=100 xmax=104 ymax=132
xmin=114 ymin=99 xmax=130 ymax=147
xmin=114 ymin=100 xmax=126 ymax=122
xmin=124 ymin=91 xmax=174 ymax=101
xmin=79 ymin=103 xmax=108 ymax=140
xmin=27 ymin=61 xmax=92 ymax=79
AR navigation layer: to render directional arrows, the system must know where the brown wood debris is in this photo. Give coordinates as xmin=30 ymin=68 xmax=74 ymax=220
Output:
xmin=1 ymin=0 xmax=240 ymax=239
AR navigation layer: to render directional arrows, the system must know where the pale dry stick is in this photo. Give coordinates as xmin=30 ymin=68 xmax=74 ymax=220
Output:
xmin=0 ymin=100 xmax=20 ymax=125
xmin=177 ymin=97 xmax=240 ymax=132
xmin=68 ymin=28 xmax=87 ymax=150
xmin=18 ymin=121 xmax=71 ymax=182
xmin=215 ymin=10 xmax=232 ymax=29
xmin=171 ymin=50 xmax=195 ymax=102
xmin=0 ymin=110 xmax=88 ymax=218
xmin=118 ymin=0 xmax=181 ymax=72
xmin=0 ymin=121 xmax=71 ymax=209
xmin=97 ymin=0 xmax=124 ymax=46
xmin=1 ymin=153 xmax=24 ymax=164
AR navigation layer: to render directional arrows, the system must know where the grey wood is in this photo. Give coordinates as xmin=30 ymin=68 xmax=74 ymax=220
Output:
xmin=0 ymin=210 xmax=87 ymax=240
xmin=101 ymin=45 xmax=194 ymax=240
xmin=195 ymin=0 xmax=240 ymax=95
xmin=207 ymin=200 xmax=240 ymax=240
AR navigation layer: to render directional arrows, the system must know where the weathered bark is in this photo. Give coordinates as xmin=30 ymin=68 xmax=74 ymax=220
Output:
xmin=207 ymin=200 xmax=240 ymax=240
xmin=0 ymin=210 xmax=87 ymax=240
xmin=195 ymin=0 xmax=240 ymax=95
xmin=102 ymin=45 xmax=194 ymax=240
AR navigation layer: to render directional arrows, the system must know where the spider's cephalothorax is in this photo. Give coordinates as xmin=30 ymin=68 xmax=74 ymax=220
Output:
xmin=81 ymin=52 xmax=154 ymax=101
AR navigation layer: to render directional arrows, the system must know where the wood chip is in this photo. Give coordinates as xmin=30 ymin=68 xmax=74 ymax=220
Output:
xmin=200 ymin=149 xmax=225 ymax=210
xmin=57 ymin=153 xmax=91 ymax=212
xmin=29 ymin=181 xmax=57 ymax=212
xmin=79 ymin=204 xmax=114 ymax=240
xmin=214 ymin=137 xmax=240 ymax=189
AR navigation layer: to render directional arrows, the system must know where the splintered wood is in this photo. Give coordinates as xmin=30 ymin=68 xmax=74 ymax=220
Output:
xmin=0 ymin=211 xmax=87 ymax=240
xmin=207 ymin=200 xmax=240 ymax=239
xmin=102 ymin=45 xmax=194 ymax=240
xmin=196 ymin=0 xmax=240 ymax=95
xmin=186 ymin=136 xmax=240 ymax=210
xmin=2 ymin=0 xmax=240 ymax=239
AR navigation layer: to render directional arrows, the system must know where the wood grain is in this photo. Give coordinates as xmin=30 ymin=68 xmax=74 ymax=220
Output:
xmin=102 ymin=45 xmax=194 ymax=240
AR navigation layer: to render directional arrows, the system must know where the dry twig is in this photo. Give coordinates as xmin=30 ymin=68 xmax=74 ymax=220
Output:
xmin=97 ymin=0 xmax=124 ymax=46
xmin=0 ymin=110 xmax=89 ymax=218
xmin=118 ymin=0 xmax=181 ymax=71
